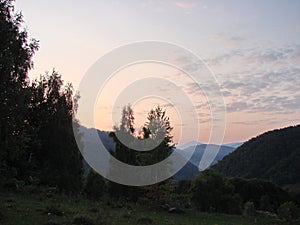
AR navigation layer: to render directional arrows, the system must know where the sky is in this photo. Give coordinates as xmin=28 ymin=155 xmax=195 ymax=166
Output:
xmin=15 ymin=0 xmax=300 ymax=144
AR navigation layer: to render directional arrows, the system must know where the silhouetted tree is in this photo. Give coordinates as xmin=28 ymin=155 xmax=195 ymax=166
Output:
xmin=28 ymin=71 xmax=83 ymax=192
xmin=0 ymin=0 xmax=38 ymax=185
xmin=107 ymin=105 xmax=140 ymax=200
xmin=137 ymin=106 xmax=175 ymax=205
xmin=190 ymin=170 xmax=242 ymax=214
xmin=138 ymin=106 xmax=174 ymax=165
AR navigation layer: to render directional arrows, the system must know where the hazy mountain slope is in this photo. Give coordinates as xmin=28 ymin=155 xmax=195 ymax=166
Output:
xmin=213 ymin=125 xmax=300 ymax=186
xmin=172 ymin=144 xmax=235 ymax=180
xmin=177 ymin=144 xmax=235 ymax=168
xmin=78 ymin=126 xmax=236 ymax=180
xmin=223 ymin=142 xmax=244 ymax=148
xmin=173 ymin=158 xmax=200 ymax=181
xmin=79 ymin=126 xmax=115 ymax=176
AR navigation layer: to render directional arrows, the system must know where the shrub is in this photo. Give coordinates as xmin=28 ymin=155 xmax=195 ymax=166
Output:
xmin=190 ymin=170 xmax=242 ymax=214
xmin=278 ymin=201 xmax=299 ymax=221
xmin=84 ymin=169 xmax=105 ymax=199
xmin=243 ymin=201 xmax=256 ymax=217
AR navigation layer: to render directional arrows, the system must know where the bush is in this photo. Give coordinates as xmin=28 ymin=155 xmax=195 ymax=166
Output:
xmin=84 ymin=169 xmax=105 ymax=199
xmin=243 ymin=201 xmax=255 ymax=217
xmin=278 ymin=201 xmax=299 ymax=221
xmin=190 ymin=170 xmax=242 ymax=214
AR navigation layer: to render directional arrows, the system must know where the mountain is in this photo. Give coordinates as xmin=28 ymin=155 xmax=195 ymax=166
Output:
xmin=79 ymin=126 xmax=115 ymax=176
xmin=78 ymin=126 xmax=236 ymax=181
xmin=173 ymin=155 xmax=200 ymax=181
xmin=213 ymin=125 xmax=300 ymax=188
xmin=177 ymin=141 xmax=203 ymax=150
xmin=79 ymin=126 xmax=115 ymax=151
xmin=223 ymin=142 xmax=244 ymax=148
xmin=172 ymin=144 xmax=235 ymax=180
xmin=176 ymin=144 xmax=235 ymax=169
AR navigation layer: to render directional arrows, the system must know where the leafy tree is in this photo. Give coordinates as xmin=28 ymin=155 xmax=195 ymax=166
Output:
xmin=0 ymin=0 xmax=38 ymax=175
xmin=108 ymin=105 xmax=175 ymax=202
xmin=228 ymin=177 xmax=289 ymax=212
xmin=138 ymin=106 xmax=175 ymax=205
xmin=109 ymin=105 xmax=137 ymax=166
xmin=107 ymin=105 xmax=140 ymax=200
xmin=190 ymin=170 xmax=242 ymax=214
xmin=28 ymin=71 xmax=83 ymax=192
xmin=138 ymin=106 xmax=174 ymax=166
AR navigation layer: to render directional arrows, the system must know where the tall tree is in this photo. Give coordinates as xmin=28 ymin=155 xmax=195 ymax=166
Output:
xmin=138 ymin=106 xmax=174 ymax=165
xmin=28 ymin=71 xmax=83 ymax=192
xmin=0 ymin=0 xmax=38 ymax=176
xmin=139 ymin=106 xmax=174 ymax=204
xmin=108 ymin=105 xmax=139 ymax=200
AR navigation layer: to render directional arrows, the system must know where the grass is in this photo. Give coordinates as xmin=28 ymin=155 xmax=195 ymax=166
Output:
xmin=0 ymin=191 xmax=296 ymax=225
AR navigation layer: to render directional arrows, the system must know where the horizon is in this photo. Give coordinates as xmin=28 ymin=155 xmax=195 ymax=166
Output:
xmin=85 ymin=123 xmax=299 ymax=146
xmin=15 ymin=0 xmax=300 ymax=144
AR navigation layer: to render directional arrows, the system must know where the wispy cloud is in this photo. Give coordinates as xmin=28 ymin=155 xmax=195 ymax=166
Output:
xmin=175 ymin=1 xmax=198 ymax=9
xmin=209 ymin=34 xmax=245 ymax=47
xmin=177 ymin=41 xmax=300 ymax=119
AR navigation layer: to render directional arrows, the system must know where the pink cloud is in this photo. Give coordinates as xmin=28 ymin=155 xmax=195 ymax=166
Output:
xmin=175 ymin=2 xmax=198 ymax=9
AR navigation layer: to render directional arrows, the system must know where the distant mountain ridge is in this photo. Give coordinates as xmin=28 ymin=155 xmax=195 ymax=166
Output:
xmin=176 ymin=144 xmax=235 ymax=168
xmin=173 ymin=144 xmax=235 ymax=180
xmin=78 ymin=126 xmax=239 ymax=180
xmin=213 ymin=125 xmax=300 ymax=188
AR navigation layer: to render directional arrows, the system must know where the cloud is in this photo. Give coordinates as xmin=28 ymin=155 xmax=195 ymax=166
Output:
xmin=175 ymin=1 xmax=198 ymax=9
xmin=209 ymin=34 xmax=245 ymax=47
xmin=206 ymin=43 xmax=300 ymax=115
xmin=163 ymin=42 xmax=300 ymax=119
xmin=226 ymin=101 xmax=248 ymax=113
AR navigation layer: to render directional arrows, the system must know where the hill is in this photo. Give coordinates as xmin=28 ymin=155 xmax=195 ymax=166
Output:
xmin=213 ymin=125 xmax=300 ymax=187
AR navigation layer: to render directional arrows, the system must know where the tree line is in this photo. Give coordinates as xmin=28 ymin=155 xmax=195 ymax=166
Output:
xmin=0 ymin=0 xmax=82 ymax=192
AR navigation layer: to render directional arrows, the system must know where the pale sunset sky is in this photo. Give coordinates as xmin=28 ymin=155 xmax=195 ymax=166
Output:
xmin=15 ymin=0 xmax=300 ymax=144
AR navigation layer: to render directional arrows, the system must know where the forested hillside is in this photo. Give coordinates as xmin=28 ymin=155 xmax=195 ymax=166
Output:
xmin=214 ymin=125 xmax=300 ymax=187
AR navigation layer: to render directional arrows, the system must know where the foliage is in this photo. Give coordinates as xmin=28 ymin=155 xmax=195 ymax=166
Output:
xmin=27 ymin=71 xmax=83 ymax=192
xmin=107 ymin=105 xmax=140 ymax=200
xmin=0 ymin=0 xmax=83 ymax=192
xmin=137 ymin=105 xmax=174 ymax=166
xmin=243 ymin=201 xmax=255 ymax=217
xmin=277 ymin=201 xmax=300 ymax=221
xmin=108 ymin=105 xmax=175 ymax=202
xmin=228 ymin=177 xmax=289 ymax=212
xmin=214 ymin=125 xmax=300 ymax=187
xmin=190 ymin=170 xmax=242 ymax=214
xmin=0 ymin=0 xmax=38 ymax=180
xmin=190 ymin=170 xmax=291 ymax=215
xmin=84 ymin=169 xmax=105 ymax=200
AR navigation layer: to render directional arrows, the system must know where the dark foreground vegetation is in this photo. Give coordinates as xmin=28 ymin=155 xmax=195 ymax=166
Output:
xmin=1 ymin=1 xmax=300 ymax=224
xmin=0 ymin=189 xmax=296 ymax=225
